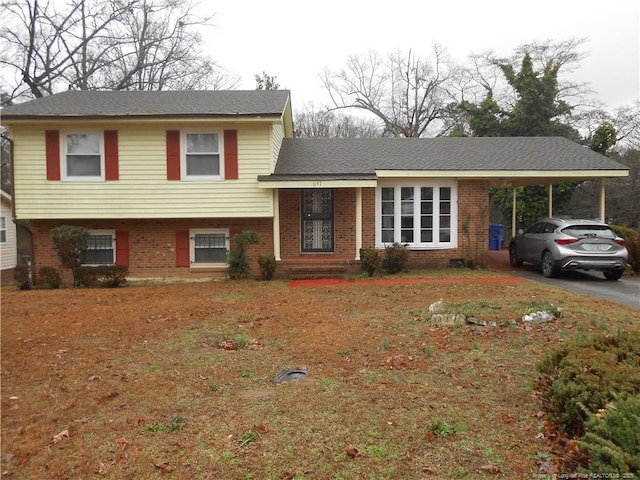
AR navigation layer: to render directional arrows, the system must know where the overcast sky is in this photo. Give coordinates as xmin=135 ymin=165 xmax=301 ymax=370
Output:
xmin=205 ymin=0 xmax=639 ymax=111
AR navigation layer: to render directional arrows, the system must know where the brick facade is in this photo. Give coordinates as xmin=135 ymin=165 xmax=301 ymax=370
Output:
xmin=30 ymin=180 xmax=490 ymax=283
xmin=279 ymin=180 xmax=490 ymax=271
xmin=30 ymin=218 xmax=274 ymax=283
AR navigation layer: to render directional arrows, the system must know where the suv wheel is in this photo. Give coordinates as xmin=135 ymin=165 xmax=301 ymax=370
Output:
xmin=541 ymin=251 xmax=558 ymax=278
xmin=603 ymin=270 xmax=623 ymax=281
xmin=509 ymin=244 xmax=523 ymax=267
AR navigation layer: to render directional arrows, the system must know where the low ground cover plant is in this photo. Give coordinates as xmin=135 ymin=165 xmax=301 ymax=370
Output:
xmin=537 ymin=331 xmax=640 ymax=473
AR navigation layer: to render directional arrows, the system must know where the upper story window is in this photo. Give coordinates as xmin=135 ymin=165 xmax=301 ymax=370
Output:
xmin=183 ymin=131 xmax=222 ymax=180
xmin=63 ymin=132 xmax=104 ymax=181
xmin=376 ymin=181 xmax=457 ymax=249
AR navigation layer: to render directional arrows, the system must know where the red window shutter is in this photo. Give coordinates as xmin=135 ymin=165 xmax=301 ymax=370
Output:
xmin=115 ymin=230 xmax=129 ymax=266
xmin=224 ymin=130 xmax=238 ymax=179
xmin=166 ymin=130 xmax=181 ymax=180
xmin=45 ymin=130 xmax=61 ymax=180
xmin=104 ymin=130 xmax=119 ymax=180
xmin=176 ymin=230 xmax=190 ymax=267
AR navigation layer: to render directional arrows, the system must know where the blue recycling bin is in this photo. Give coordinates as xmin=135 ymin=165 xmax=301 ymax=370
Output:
xmin=489 ymin=223 xmax=504 ymax=250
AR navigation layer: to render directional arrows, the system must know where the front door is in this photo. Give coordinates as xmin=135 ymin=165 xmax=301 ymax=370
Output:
xmin=301 ymin=189 xmax=334 ymax=252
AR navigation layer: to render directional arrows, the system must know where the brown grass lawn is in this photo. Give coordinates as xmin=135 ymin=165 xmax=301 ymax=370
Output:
xmin=1 ymin=270 xmax=638 ymax=479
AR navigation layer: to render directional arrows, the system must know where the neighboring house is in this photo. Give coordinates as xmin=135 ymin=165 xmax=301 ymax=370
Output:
xmin=0 ymin=190 xmax=17 ymax=284
xmin=0 ymin=90 xmax=629 ymax=281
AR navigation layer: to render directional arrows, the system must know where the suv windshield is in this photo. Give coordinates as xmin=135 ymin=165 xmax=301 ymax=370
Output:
xmin=561 ymin=225 xmax=616 ymax=239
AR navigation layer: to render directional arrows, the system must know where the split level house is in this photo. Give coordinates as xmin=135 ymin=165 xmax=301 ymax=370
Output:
xmin=0 ymin=90 xmax=630 ymax=281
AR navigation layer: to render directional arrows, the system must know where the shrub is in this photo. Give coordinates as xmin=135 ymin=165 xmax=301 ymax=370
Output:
xmin=50 ymin=225 xmax=89 ymax=287
xmin=611 ymin=224 xmax=640 ymax=273
xmin=77 ymin=265 xmax=128 ymax=288
xmin=257 ymin=254 xmax=276 ymax=280
xmin=359 ymin=248 xmax=381 ymax=277
xmin=14 ymin=264 xmax=32 ymax=290
xmin=577 ymin=395 xmax=640 ymax=474
xmin=227 ymin=231 xmax=260 ymax=280
xmin=537 ymin=331 xmax=640 ymax=438
xmin=383 ymin=242 xmax=409 ymax=274
xmin=38 ymin=266 xmax=63 ymax=289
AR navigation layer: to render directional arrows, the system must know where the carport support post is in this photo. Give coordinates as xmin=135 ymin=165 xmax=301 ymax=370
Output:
xmin=548 ymin=184 xmax=553 ymax=217
xmin=599 ymin=178 xmax=606 ymax=221
xmin=512 ymin=188 xmax=517 ymax=239
xmin=355 ymin=187 xmax=362 ymax=260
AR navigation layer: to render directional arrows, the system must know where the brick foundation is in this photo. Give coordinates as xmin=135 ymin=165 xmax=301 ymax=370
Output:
xmin=30 ymin=218 xmax=274 ymax=283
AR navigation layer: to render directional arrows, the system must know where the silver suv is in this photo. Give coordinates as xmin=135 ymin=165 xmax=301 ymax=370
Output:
xmin=509 ymin=218 xmax=628 ymax=280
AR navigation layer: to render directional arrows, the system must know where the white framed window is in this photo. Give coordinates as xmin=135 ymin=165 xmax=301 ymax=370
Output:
xmin=0 ymin=217 xmax=6 ymax=243
xmin=85 ymin=230 xmax=115 ymax=265
xmin=182 ymin=131 xmax=224 ymax=180
xmin=62 ymin=132 xmax=104 ymax=181
xmin=190 ymin=228 xmax=229 ymax=265
xmin=376 ymin=181 xmax=457 ymax=249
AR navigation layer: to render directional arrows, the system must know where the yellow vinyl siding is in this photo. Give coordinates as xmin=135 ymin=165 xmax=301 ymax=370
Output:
xmin=11 ymin=122 xmax=276 ymax=219
xmin=271 ymin=123 xmax=285 ymax=172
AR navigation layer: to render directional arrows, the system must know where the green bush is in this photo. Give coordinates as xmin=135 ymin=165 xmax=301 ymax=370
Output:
xmin=14 ymin=264 xmax=32 ymax=290
xmin=611 ymin=225 xmax=640 ymax=273
xmin=537 ymin=331 xmax=640 ymax=437
xmin=577 ymin=395 xmax=640 ymax=474
xmin=77 ymin=265 xmax=128 ymax=288
xmin=359 ymin=248 xmax=381 ymax=277
xmin=383 ymin=242 xmax=409 ymax=274
xmin=257 ymin=254 xmax=276 ymax=280
xmin=227 ymin=231 xmax=260 ymax=280
xmin=50 ymin=225 xmax=89 ymax=287
xmin=38 ymin=266 xmax=63 ymax=289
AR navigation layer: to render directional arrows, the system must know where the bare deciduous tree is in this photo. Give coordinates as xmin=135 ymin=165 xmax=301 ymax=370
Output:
xmin=0 ymin=0 xmax=238 ymax=100
xmin=294 ymin=103 xmax=381 ymax=138
xmin=321 ymin=45 xmax=459 ymax=137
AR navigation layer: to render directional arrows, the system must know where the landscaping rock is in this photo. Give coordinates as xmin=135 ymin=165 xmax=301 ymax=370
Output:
xmin=428 ymin=300 xmax=444 ymax=314
xmin=522 ymin=311 xmax=555 ymax=323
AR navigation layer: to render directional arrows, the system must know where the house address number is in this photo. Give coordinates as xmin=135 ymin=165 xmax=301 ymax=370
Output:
xmin=312 ymin=181 xmax=323 ymax=187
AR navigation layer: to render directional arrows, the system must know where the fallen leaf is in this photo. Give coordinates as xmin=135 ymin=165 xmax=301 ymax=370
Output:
xmin=345 ymin=444 xmax=360 ymax=458
xmin=50 ymin=429 xmax=70 ymax=445
xmin=480 ymin=464 xmax=501 ymax=474
xmin=154 ymin=462 xmax=173 ymax=473
xmin=14 ymin=452 xmax=30 ymax=467
xmin=115 ymin=437 xmax=129 ymax=449
xmin=422 ymin=466 xmax=437 ymax=475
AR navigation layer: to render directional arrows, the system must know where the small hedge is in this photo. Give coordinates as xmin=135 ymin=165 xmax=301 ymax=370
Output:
xmin=383 ymin=242 xmax=409 ymax=274
xmin=359 ymin=248 xmax=381 ymax=277
xmin=14 ymin=264 xmax=32 ymax=290
xmin=77 ymin=265 xmax=129 ymax=288
xmin=577 ymin=395 xmax=640 ymax=474
xmin=611 ymin=224 xmax=640 ymax=273
xmin=537 ymin=331 xmax=640 ymax=438
xmin=39 ymin=266 xmax=63 ymax=289
xmin=257 ymin=254 xmax=276 ymax=280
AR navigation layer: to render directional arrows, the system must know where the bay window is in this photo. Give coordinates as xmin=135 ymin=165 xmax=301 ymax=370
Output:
xmin=376 ymin=182 xmax=457 ymax=248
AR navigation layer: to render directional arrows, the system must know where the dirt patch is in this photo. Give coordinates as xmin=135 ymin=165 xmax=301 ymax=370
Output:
xmin=1 ymin=273 xmax=638 ymax=479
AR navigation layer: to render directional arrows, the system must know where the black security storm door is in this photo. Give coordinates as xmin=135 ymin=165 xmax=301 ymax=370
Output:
xmin=301 ymin=189 xmax=334 ymax=252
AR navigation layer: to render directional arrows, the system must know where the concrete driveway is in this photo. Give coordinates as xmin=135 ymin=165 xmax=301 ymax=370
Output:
xmin=489 ymin=250 xmax=640 ymax=309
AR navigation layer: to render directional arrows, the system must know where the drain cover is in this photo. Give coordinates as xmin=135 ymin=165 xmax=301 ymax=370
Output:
xmin=273 ymin=368 xmax=308 ymax=384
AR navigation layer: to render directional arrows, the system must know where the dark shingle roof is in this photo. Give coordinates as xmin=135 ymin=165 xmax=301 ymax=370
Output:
xmin=266 ymin=137 xmax=627 ymax=177
xmin=1 ymin=90 xmax=290 ymax=118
